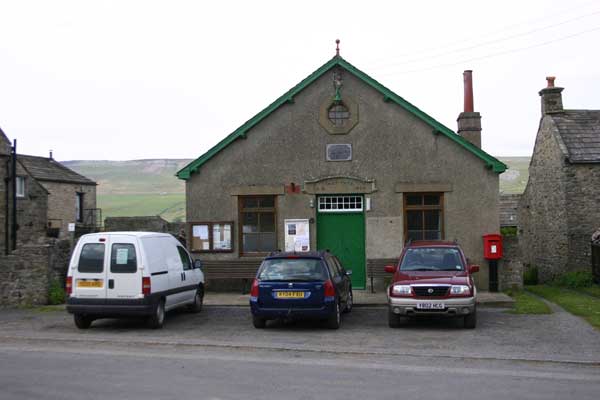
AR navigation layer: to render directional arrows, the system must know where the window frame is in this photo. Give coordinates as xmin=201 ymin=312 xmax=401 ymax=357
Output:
xmin=238 ymin=195 xmax=277 ymax=257
xmin=403 ymin=192 xmax=444 ymax=241
xmin=188 ymin=221 xmax=234 ymax=253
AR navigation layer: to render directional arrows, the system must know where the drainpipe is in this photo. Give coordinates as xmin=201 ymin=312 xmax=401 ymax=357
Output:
xmin=4 ymin=158 xmax=8 ymax=255
xmin=11 ymin=139 xmax=16 ymax=251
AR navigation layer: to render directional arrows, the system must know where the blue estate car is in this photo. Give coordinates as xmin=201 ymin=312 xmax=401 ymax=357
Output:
xmin=249 ymin=251 xmax=353 ymax=329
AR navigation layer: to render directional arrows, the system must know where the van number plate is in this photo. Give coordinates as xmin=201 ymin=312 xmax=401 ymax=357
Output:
xmin=275 ymin=291 xmax=305 ymax=299
xmin=77 ymin=280 xmax=103 ymax=288
xmin=417 ymin=303 xmax=445 ymax=310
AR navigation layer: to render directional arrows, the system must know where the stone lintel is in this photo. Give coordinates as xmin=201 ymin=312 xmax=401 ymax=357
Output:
xmin=304 ymin=176 xmax=376 ymax=194
xmin=230 ymin=185 xmax=285 ymax=196
xmin=394 ymin=183 xmax=453 ymax=193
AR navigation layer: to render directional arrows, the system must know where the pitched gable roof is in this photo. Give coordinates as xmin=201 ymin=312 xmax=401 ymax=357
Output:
xmin=551 ymin=110 xmax=600 ymax=163
xmin=0 ymin=126 xmax=12 ymax=156
xmin=18 ymin=155 xmax=96 ymax=185
xmin=177 ymin=55 xmax=507 ymax=180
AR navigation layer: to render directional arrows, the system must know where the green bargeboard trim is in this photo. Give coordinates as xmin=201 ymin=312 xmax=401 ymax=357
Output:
xmin=177 ymin=56 xmax=507 ymax=180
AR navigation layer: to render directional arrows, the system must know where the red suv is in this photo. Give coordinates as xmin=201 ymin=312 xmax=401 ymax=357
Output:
xmin=385 ymin=241 xmax=479 ymax=329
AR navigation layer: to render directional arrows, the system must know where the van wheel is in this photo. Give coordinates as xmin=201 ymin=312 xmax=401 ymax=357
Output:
xmin=148 ymin=300 xmax=165 ymax=329
xmin=252 ymin=315 xmax=266 ymax=329
xmin=74 ymin=314 xmax=92 ymax=329
xmin=188 ymin=289 xmax=204 ymax=313
xmin=326 ymin=300 xmax=341 ymax=329
xmin=464 ymin=309 xmax=477 ymax=329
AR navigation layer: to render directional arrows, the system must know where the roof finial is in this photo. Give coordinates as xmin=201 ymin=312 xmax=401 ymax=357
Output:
xmin=335 ymin=39 xmax=340 ymax=56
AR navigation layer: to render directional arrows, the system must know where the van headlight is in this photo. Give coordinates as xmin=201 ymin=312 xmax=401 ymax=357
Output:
xmin=450 ymin=285 xmax=470 ymax=295
xmin=392 ymin=285 xmax=412 ymax=295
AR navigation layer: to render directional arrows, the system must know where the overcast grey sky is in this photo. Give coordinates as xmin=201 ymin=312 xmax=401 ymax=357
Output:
xmin=1 ymin=0 xmax=599 ymax=161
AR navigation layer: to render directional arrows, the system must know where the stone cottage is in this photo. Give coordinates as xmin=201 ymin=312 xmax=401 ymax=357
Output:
xmin=519 ymin=77 xmax=600 ymax=281
xmin=178 ymin=48 xmax=506 ymax=291
xmin=0 ymin=128 xmax=98 ymax=253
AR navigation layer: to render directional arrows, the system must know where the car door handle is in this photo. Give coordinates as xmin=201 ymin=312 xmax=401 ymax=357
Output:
xmin=108 ymin=279 xmax=114 ymax=289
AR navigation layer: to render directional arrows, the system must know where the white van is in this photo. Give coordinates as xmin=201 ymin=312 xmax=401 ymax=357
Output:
xmin=66 ymin=232 xmax=204 ymax=329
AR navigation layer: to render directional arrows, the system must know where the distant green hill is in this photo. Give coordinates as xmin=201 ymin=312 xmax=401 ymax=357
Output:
xmin=498 ymin=156 xmax=530 ymax=194
xmin=64 ymin=156 xmax=530 ymax=223
xmin=63 ymin=159 xmax=192 ymax=222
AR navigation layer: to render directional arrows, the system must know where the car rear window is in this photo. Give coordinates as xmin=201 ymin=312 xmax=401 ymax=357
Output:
xmin=78 ymin=243 xmax=105 ymax=273
xmin=258 ymin=258 xmax=327 ymax=281
xmin=400 ymin=247 xmax=464 ymax=271
xmin=110 ymin=243 xmax=137 ymax=273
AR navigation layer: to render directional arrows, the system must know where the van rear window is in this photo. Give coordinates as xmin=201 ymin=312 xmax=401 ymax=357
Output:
xmin=110 ymin=243 xmax=137 ymax=273
xmin=78 ymin=243 xmax=105 ymax=273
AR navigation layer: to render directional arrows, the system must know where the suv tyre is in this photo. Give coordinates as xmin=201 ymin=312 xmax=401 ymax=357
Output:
xmin=464 ymin=308 xmax=477 ymax=329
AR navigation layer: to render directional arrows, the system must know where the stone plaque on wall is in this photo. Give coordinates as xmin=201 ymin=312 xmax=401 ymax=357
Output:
xmin=304 ymin=176 xmax=377 ymax=194
xmin=326 ymin=144 xmax=352 ymax=161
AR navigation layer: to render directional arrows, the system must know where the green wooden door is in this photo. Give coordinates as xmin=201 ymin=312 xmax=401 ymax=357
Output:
xmin=317 ymin=196 xmax=366 ymax=289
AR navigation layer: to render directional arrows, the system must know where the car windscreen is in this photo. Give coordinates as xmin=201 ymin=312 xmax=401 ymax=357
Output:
xmin=400 ymin=247 xmax=464 ymax=271
xmin=258 ymin=258 xmax=327 ymax=281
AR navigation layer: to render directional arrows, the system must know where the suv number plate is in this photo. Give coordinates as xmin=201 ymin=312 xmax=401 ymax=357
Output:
xmin=417 ymin=303 xmax=445 ymax=310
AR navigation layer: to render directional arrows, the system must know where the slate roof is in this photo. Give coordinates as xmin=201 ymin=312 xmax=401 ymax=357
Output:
xmin=499 ymin=194 xmax=521 ymax=227
xmin=552 ymin=110 xmax=600 ymax=163
xmin=18 ymin=154 xmax=96 ymax=185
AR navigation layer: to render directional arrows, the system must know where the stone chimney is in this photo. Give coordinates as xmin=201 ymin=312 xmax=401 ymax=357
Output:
xmin=539 ymin=76 xmax=563 ymax=114
xmin=457 ymin=70 xmax=482 ymax=148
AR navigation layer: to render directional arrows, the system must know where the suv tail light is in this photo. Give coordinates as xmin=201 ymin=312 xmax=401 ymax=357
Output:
xmin=324 ymin=279 xmax=336 ymax=297
xmin=142 ymin=277 xmax=151 ymax=296
xmin=250 ymin=279 xmax=260 ymax=297
xmin=66 ymin=276 xmax=72 ymax=296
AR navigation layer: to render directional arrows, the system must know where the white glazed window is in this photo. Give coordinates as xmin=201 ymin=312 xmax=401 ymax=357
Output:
xmin=16 ymin=176 xmax=25 ymax=198
xmin=318 ymin=196 xmax=363 ymax=212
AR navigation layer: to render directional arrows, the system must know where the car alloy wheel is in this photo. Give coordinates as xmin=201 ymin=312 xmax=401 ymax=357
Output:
xmin=343 ymin=290 xmax=353 ymax=313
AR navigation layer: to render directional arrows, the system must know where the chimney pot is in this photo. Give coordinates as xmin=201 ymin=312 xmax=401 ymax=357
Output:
xmin=539 ymin=76 xmax=563 ymax=114
xmin=463 ymin=70 xmax=474 ymax=113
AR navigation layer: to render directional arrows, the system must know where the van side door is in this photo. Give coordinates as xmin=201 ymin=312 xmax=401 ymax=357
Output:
xmin=165 ymin=240 xmax=192 ymax=307
xmin=177 ymin=245 xmax=201 ymax=290
xmin=105 ymin=235 xmax=142 ymax=300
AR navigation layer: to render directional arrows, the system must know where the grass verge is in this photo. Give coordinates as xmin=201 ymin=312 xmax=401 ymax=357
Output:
xmin=504 ymin=289 xmax=552 ymax=314
xmin=526 ymin=285 xmax=600 ymax=329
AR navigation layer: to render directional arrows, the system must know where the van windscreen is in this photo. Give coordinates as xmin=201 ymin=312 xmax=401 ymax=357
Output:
xmin=78 ymin=243 xmax=105 ymax=273
xmin=110 ymin=243 xmax=137 ymax=273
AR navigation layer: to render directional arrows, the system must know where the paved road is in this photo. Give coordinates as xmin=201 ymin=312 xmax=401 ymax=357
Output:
xmin=1 ymin=338 xmax=599 ymax=400
xmin=1 ymin=304 xmax=599 ymax=399
xmin=1 ymin=304 xmax=599 ymax=363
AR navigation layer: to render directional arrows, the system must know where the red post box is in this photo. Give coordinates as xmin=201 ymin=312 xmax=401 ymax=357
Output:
xmin=483 ymin=234 xmax=503 ymax=260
